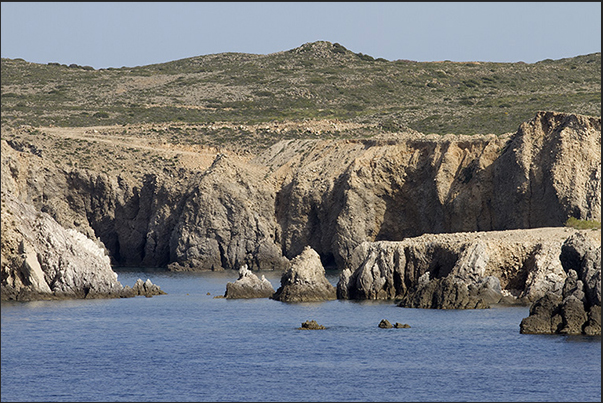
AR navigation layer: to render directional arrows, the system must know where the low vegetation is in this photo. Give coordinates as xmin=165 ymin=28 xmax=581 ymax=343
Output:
xmin=2 ymin=41 xmax=600 ymax=137
xmin=565 ymin=217 xmax=601 ymax=230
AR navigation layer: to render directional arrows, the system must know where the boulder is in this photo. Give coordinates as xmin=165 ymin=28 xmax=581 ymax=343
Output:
xmin=271 ymin=246 xmax=336 ymax=302
xmin=224 ymin=264 xmax=275 ymax=299
xmin=129 ymin=278 xmax=166 ymax=298
xmin=298 ymin=320 xmax=326 ymax=330
xmin=519 ymin=292 xmax=564 ymax=334
xmin=378 ymin=319 xmax=393 ymax=328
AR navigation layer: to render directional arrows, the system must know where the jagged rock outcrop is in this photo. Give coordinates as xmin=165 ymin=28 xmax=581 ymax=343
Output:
xmin=398 ymin=275 xmax=492 ymax=309
xmin=378 ymin=319 xmax=393 ymax=328
xmin=337 ymin=228 xmax=595 ymax=308
xmin=1 ymin=112 xmax=600 ymax=273
xmin=1 ymin=191 xmax=125 ymax=301
xmin=125 ymin=278 xmax=166 ymax=298
xmin=271 ymin=246 xmax=337 ymax=302
xmin=167 ymin=154 xmax=289 ymax=271
xmin=1 ymin=141 xmax=289 ymax=271
xmin=224 ymin=264 xmax=276 ymax=298
xmin=520 ymin=231 xmax=601 ymax=335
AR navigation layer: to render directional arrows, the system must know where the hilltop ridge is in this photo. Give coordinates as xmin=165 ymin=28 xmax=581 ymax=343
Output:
xmin=1 ymin=41 xmax=599 ymax=136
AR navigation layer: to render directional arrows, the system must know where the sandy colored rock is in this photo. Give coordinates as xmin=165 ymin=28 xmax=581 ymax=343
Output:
xmin=1 ymin=112 xmax=600 ymax=274
xmin=338 ymin=227 xmax=591 ymax=305
xmin=271 ymin=246 xmax=336 ymax=302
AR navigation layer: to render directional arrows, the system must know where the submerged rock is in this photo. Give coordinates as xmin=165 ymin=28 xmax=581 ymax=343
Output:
xmin=271 ymin=246 xmax=336 ymax=302
xmin=378 ymin=319 xmax=393 ymax=328
xmin=224 ymin=264 xmax=275 ymax=299
xmin=298 ymin=320 xmax=326 ymax=330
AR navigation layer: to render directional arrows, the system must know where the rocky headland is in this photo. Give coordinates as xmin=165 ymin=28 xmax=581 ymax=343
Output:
xmin=1 ymin=111 xmax=601 ymax=318
xmin=1 ymin=191 xmax=165 ymax=301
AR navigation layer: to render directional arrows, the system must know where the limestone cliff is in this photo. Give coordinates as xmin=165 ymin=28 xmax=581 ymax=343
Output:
xmin=263 ymin=111 xmax=600 ymax=267
xmin=1 ymin=191 xmax=125 ymax=300
xmin=1 ymin=111 xmax=600 ymax=275
xmin=336 ymin=227 xmax=599 ymax=306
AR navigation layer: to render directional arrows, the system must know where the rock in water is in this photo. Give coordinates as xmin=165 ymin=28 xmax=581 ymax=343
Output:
xmin=298 ymin=320 xmax=326 ymax=330
xmin=271 ymin=246 xmax=336 ymax=302
xmin=378 ymin=319 xmax=393 ymax=328
xmin=520 ymin=231 xmax=601 ymax=335
xmin=224 ymin=264 xmax=275 ymax=298
xmin=125 ymin=278 xmax=166 ymax=298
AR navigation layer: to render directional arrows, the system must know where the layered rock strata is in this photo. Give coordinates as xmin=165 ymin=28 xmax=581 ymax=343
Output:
xmin=267 ymin=112 xmax=601 ymax=267
xmin=1 ymin=192 xmax=124 ymax=301
xmin=224 ymin=264 xmax=276 ymax=299
xmin=271 ymin=246 xmax=337 ymax=302
xmin=1 ymin=112 xmax=600 ymax=274
xmin=520 ymin=231 xmax=601 ymax=335
xmin=337 ymin=227 xmax=597 ymax=308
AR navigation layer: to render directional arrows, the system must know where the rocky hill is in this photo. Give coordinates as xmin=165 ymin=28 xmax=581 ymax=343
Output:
xmin=1 ymin=41 xmax=600 ymax=140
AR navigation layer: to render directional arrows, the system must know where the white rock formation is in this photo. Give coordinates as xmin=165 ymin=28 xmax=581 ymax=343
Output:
xmin=224 ymin=264 xmax=276 ymax=298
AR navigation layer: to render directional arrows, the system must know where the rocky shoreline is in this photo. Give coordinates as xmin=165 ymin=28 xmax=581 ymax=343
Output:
xmin=1 ymin=111 xmax=600 ymax=334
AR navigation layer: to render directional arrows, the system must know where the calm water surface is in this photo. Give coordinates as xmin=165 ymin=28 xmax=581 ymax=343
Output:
xmin=1 ymin=268 xmax=601 ymax=402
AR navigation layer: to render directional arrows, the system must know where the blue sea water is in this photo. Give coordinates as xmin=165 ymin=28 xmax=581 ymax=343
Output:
xmin=1 ymin=268 xmax=601 ymax=402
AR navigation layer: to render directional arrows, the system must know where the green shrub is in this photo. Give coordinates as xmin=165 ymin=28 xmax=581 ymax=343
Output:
xmin=565 ymin=217 xmax=601 ymax=230
xmin=332 ymin=43 xmax=347 ymax=54
xmin=93 ymin=111 xmax=109 ymax=118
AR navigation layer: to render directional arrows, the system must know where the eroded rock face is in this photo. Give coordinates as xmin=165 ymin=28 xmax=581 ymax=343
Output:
xmin=337 ymin=228 xmax=593 ymax=308
xmin=224 ymin=264 xmax=276 ymax=299
xmin=520 ymin=231 xmax=601 ymax=335
xmin=167 ymin=155 xmax=290 ymax=272
xmin=1 ymin=191 xmax=125 ymax=301
xmin=271 ymin=246 xmax=336 ymax=302
xmin=268 ymin=112 xmax=601 ymax=267
xmin=1 ymin=112 xmax=600 ymax=273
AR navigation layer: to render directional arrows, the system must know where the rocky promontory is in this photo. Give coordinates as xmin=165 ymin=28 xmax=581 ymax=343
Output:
xmin=520 ymin=231 xmax=601 ymax=335
xmin=337 ymin=227 xmax=599 ymax=308
xmin=1 ymin=191 xmax=161 ymax=301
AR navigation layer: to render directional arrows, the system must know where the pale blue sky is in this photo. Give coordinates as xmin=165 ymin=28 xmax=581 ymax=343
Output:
xmin=1 ymin=2 xmax=601 ymax=69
